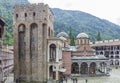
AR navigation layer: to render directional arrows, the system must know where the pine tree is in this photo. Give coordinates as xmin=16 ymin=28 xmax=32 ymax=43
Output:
xmin=69 ymin=27 xmax=75 ymax=46
xmin=96 ymin=31 xmax=102 ymax=41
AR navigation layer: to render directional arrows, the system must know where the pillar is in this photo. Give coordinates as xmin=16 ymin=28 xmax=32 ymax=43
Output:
xmin=56 ymin=71 xmax=59 ymax=80
xmin=26 ymin=23 xmax=31 ymax=82
xmin=88 ymin=65 xmax=90 ymax=76
xmin=79 ymin=64 xmax=81 ymax=74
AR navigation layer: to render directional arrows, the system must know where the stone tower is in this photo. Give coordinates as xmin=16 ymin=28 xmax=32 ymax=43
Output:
xmin=13 ymin=3 xmax=54 ymax=82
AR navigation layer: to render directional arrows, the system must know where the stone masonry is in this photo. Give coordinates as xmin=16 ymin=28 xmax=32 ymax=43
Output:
xmin=13 ymin=3 xmax=54 ymax=83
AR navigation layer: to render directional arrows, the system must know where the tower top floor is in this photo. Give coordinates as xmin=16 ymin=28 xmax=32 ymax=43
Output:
xmin=14 ymin=3 xmax=50 ymax=12
xmin=14 ymin=3 xmax=54 ymax=24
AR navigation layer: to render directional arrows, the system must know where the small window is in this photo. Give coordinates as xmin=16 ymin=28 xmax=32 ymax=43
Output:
xmin=25 ymin=13 xmax=27 ymax=17
xmin=33 ymin=12 xmax=36 ymax=16
xmin=43 ymin=10 xmax=45 ymax=12
xmin=16 ymin=14 xmax=18 ymax=18
xmin=48 ymin=28 xmax=50 ymax=37
xmin=0 ymin=60 xmax=1 ymax=64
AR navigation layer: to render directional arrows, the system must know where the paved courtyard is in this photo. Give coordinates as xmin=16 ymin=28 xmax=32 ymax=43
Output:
xmin=63 ymin=67 xmax=120 ymax=83
xmin=5 ymin=67 xmax=120 ymax=83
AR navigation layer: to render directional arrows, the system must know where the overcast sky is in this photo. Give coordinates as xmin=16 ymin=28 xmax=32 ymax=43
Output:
xmin=28 ymin=0 xmax=120 ymax=25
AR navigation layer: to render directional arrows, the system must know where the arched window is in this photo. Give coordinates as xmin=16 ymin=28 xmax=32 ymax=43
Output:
xmin=0 ymin=60 xmax=1 ymax=64
xmin=49 ymin=66 xmax=56 ymax=79
xmin=110 ymin=60 xmax=114 ymax=65
xmin=100 ymin=51 xmax=103 ymax=55
xmin=89 ymin=62 xmax=96 ymax=74
xmin=48 ymin=27 xmax=50 ymax=37
xmin=117 ymin=46 xmax=120 ymax=50
xmin=111 ymin=46 xmax=113 ymax=50
xmin=16 ymin=14 xmax=18 ymax=18
xmin=71 ymin=63 xmax=79 ymax=74
xmin=33 ymin=12 xmax=36 ymax=16
xmin=115 ymin=60 xmax=119 ymax=65
xmin=105 ymin=51 xmax=109 ymax=58
xmin=111 ymin=51 xmax=114 ymax=55
xmin=110 ymin=55 xmax=114 ymax=59
xmin=115 ymin=51 xmax=119 ymax=54
xmin=80 ymin=62 xmax=88 ymax=74
xmin=49 ymin=44 xmax=56 ymax=62
xmin=25 ymin=13 xmax=27 ymax=17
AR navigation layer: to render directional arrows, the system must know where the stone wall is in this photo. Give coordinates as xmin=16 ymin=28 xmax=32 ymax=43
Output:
xmin=14 ymin=3 xmax=54 ymax=82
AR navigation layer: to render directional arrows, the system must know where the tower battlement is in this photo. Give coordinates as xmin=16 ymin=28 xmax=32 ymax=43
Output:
xmin=14 ymin=3 xmax=49 ymax=10
xmin=14 ymin=3 xmax=53 ymax=24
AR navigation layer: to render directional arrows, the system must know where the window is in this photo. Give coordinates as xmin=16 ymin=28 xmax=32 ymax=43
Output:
xmin=111 ymin=51 xmax=114 ymax=55
xmin=43 ymin=10 xmax=45 ymax=12
xmin=115 ymin=51 xmax=119 ymax=54
xmin=33 ymin=12 xmax=36 ymax=16
xmin=25 ymin=13 xmax=27 ymax=17
xmin=49 ymin=44 xmax=56 ymax=62
xmin=16 ymin=14 xmax=18 ymax=18
xmin=110 ymin=56 xmax=113 ymax=58
xmin=100 ymin=51 xmax=103 ymax=55
xmin=48 ymin=28 xmax=50 ymax=37
xmin=0 ymin=60 xmax=1 ymax=64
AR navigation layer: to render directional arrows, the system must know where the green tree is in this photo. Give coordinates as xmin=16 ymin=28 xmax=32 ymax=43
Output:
xmin=69 ymin=27 xmax=75 ymax=46
xmin=96 ymin=31 xmax=102 ymax=41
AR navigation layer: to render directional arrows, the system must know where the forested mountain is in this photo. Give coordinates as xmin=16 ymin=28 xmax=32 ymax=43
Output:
xmin=52 ymin=8 xmax=120 ymax=41
xmin=0 ymin=0 xmax=29 ymax=45
xmin=1 ymin=0 xmax=120 ymax=45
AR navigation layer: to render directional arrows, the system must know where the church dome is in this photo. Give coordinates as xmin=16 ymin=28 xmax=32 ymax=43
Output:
xmin=57 ymin=32 xmax=69 ymax=38
xmin=76 ymin=33 xmax=89 ymax=38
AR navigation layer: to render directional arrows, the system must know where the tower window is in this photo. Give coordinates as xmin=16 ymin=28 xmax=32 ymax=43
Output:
xmin=16 ymin=14 xmax=18 ymax=18
xmin=33 ymin=12 xmax=36 ymax=16
xmin=48 ymin=28 xmax=50 ymax=37
xmin=43 ymin=10 xmax=45 ymax=12
xmin=25 ymin=13 xmax=27 ymax=17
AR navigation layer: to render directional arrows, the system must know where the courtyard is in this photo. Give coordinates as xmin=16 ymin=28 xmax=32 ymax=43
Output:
xmin=5 ymin=67 xmax=120 ymax=83
xmin=63 ymin=67 xmax=120 ymax=83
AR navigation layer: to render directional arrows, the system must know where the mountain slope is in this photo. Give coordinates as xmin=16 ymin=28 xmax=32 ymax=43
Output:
xmin=52 ymin=8 xmax=120 ymax=41
xmin=0 ymin=0 xmax=29 ymax=45
xmin=1 ymin=0 xmax=120 ymax=45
